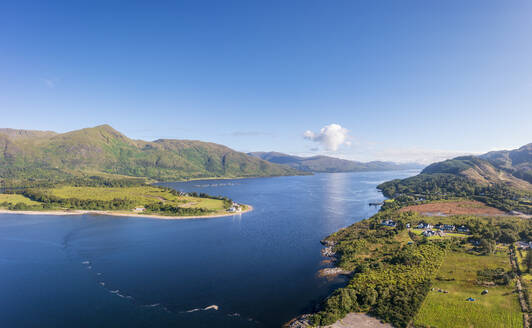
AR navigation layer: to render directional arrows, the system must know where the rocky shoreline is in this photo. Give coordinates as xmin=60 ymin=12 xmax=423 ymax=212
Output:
xmin=285 ymin=240 xmax=352 ymax=327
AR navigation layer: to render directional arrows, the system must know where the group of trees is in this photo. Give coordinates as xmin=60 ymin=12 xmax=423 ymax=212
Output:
xmin=1 ymin=168 xmax=147 ymax=190
xmin=144 ymin=202 xmax=211 ymax=216
xmin=156 ymin=188 xmax=234 ymax=209
xmin=0 ymin=201 xmax=41 ymax=211
xmin=20 ymin=189 xmax=136 ymax=210
xmin=476 ymin=267 xmax=514 ymax=285
xmin=311 ymin=243 xmax=446 ymax=327
xmin=464 ymin=219 xmax=532 ymax=254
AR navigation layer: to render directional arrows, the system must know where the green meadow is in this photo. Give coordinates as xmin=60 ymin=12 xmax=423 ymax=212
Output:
xmin=0 ymin=194 xmax=42 ymax=206
xmin=46 ymin=186 xmax=229 ymax=212
xmin=414 ymin=250 xmax=523 ymax=328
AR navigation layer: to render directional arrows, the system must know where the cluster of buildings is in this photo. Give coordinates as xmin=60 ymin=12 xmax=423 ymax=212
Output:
xmin=380 ymin=219 xmax=471 ymax=238
xmin=418 ymin=223 xmax=470 ymax=237
xmin=227 ymin=202 xmax=242 ymax=213
xmin=422 ymin=229 xmax=445 ymax=237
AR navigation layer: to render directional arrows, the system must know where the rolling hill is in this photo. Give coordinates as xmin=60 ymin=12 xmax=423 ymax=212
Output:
xmin=377 ymin=143 xmax=532 ymax=213
xmin=248 ymin=151 xmax=424 ymax=173
xmin=421 ymin=143 xmax=532 ymax=190
xmin=480 ymin=143 xmax=532 ymax=183
xmin=0 ymin=125 xmax=300 ymax=186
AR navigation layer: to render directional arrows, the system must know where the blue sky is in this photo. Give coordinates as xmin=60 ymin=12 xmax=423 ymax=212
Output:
xmin=1 ymin=1 xmax=531 ymax=164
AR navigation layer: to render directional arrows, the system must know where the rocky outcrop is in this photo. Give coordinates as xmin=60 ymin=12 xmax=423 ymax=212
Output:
xmin=321 ymin=246 xmax=336 ymax=257
xmin=284 ymin=314 xmax=312 ymax=328
xmin=318 ymin=267 xmax=351 ymax=277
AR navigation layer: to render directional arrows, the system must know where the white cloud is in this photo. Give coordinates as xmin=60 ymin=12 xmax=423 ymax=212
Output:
xmin=303 ymin=123 xmax=351 ymax=151
xmin=41 ymin=78 xmax=56 ymax=88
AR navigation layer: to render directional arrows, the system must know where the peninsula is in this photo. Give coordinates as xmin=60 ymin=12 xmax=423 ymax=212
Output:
xmin=290 ymin=143 xmax=532 ymax=328
xmin=0 ymin=185 xmax=251 ymax=219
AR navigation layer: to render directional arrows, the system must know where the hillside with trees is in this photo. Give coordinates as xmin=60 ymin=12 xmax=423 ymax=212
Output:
xmin=377 ymin=144 xmax=532 ymax=214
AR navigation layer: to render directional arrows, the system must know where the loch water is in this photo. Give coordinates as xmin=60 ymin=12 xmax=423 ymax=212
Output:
xmin=0 ymin=171 xmax=417 ymax=328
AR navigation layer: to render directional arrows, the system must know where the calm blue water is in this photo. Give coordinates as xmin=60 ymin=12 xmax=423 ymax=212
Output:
xmin=0 ymin=171 xmax=416 ymax=328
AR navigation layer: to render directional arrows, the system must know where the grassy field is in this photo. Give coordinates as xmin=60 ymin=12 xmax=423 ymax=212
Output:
xmin=0 ymin=194 xmax=41 ymax=206
xmin=44 ymin=186 xmax=228 ymax=211
xmin=414 ymin=250 xmax=523 ymax=328
xmin=399 ymin=200 xmax=506 ymax=216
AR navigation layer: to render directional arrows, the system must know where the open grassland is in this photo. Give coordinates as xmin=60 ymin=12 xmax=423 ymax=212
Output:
xmin=400 ymin=200 xmax=506 ymax=216
xmin=44 ymin=186 xmax=226 ymax=211
xmin=414 ymin=250 xmax=523 ymax=328
xmin=0 ymin=194 xmax=41 ymax=206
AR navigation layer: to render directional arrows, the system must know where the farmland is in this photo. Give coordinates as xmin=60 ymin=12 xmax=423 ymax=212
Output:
xmin=414 ymin=250 xmax=523 ymax=328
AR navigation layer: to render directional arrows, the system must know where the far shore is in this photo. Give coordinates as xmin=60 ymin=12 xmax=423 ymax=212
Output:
xmin=0 ymin=205 xmax=253 ymax=220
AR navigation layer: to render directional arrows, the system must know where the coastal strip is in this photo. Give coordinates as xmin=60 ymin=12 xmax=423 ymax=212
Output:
xmin=0 ymin=205 xmax=253 ymax=220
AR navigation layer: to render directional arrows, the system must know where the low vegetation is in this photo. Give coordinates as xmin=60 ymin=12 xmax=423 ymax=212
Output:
xmin=310 ymin=197 xmax=529 ymax=328
xmin=414 ymin=250 xmax=522 ymax=328
xmin=0 ymin=185 xmax=235 ymax=217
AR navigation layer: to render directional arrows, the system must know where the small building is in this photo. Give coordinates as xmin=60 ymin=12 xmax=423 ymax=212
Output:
xmin=406 ymin=223 xmax=411 ymax=229
xmin=417 ymin=222 xmax=433 ymax=229
xmin=466 ymin=297 xmax=475 ymax=302
xmin=227 ymin=203 xmax=242 ymax=213
xmin=381 ymin=219 xmax=397 ymax=227
xmin=133 ymin=207 xmax=145 ymax=213
xmin=481 ymin=289 xmax=488 ymax=295
xmin=457 ymin=225 xmax=470 ymax=233
xmin=443 ymin=224 xmax=455 ymax=231
xmin=517 ymin=241 xmax=531 ymax=249
xmin=423 ymin=230 xmax=436 ymax=237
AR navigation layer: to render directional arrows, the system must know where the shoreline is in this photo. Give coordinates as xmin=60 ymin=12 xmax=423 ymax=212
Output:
xmin=0 ymin=205 xmax=253 ymax=220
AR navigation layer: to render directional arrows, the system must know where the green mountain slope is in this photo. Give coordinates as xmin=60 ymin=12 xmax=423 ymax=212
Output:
xmin=377 ymin=143 xmax=532 ymax=213
xmin=248 ymin=151 xmax=424 ymax=173
xmin=480 ymin=143 xmax=532 ymax=183
xmin=0 ymin=125 xmax=300 ymax=186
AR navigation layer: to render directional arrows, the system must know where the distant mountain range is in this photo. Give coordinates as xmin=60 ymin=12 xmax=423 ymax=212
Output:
xmin=0 ymin=125 xmax=299 ymax=186
xmin=248 ymin=151 xmax=424 ymax=173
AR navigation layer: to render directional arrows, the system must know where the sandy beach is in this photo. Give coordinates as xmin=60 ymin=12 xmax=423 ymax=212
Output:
xmin=0 ymin=205 xmax=253 ymax=220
